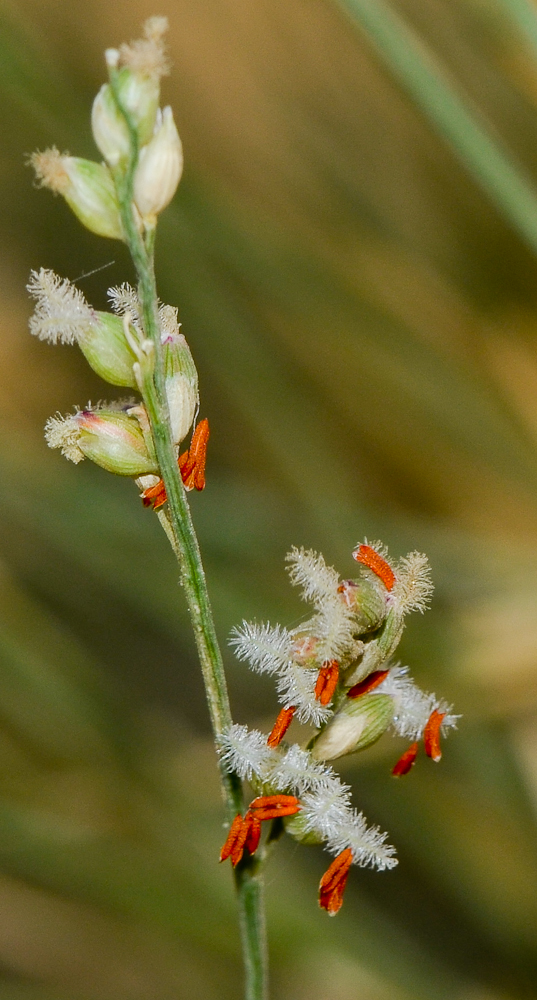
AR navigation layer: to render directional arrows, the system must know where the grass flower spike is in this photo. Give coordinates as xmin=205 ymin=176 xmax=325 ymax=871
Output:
xmin=225 ymin=541 xmax=458 ymax=916
xmin=27 ymin=17 xmax=459 ymax=996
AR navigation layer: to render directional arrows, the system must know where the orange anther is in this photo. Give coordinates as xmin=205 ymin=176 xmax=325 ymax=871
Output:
xmin=319 ymin=848 xmax=353 ymax=915
xmin=347 ymin=669 xmax=389 ymax=699
xmin=248 ymin=794 xmax=301 ymax=821
xmin=245 ymin=814 xmax=262 ymax=855
xmin=220 ymin=813 xmax=244 ymax=863
xmin=392 ymin=741 xmax=419 ymax=776
xmin=352 ymin=544 xmax=395 ymax=591
xmin=267 ymin=706 xmax=296 ymax=748
xmin=230 ymin=815 xmax=251 ymax=867
xmin=141 ymin=419 xmax=210 ymax=509
xmin=424 ymin=709 xmax=445 ymax=762
xmin=182 ymin=418 xmax=209 ymax=491
xmin=314 ymin=661 xmax=340 ymax=706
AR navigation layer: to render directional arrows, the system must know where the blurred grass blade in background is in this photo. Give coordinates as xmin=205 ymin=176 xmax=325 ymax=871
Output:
xmin=335 ymin=0 xmax=537 ymax=255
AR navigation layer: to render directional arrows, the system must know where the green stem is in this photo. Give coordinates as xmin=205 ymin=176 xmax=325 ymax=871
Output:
xmin=109 ymin=79 xmax=268 ymax=1000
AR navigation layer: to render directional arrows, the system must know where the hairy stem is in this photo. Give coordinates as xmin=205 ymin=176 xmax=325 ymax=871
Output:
xmin=110 ymin=77 xmax=268 ymax=1000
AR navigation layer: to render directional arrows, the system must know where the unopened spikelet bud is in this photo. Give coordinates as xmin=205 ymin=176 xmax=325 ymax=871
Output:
xmin=311 ymin=693 xmax=394 ymax=761
xmin=162 ymin=327 xmax=199 ymax=445
xmin=113 ymin=66 xmax=160 ymax=147
xmin=30 ymin=149 xmax=123 ymax=240
xmin=338 ymin=577 xmax=387 ymax=633
xmin=79 ymin=313 xmax=138 ymax=387
xmin=133 ymin=107 xmax=183 ymax=223
xmin=91 ymin=84 xmax=132 ymax=166
xmin=45 ymin=405 xmax=158 ymax=476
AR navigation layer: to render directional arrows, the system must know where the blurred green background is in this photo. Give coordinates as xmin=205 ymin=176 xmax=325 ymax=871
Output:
xmin=1 ymin=0 xmax=537 ymax=996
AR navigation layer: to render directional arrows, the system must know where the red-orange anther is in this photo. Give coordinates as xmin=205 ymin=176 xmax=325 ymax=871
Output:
xmin=140 ymin=479 xmax=167 ymax=510
xmin=392 ymin=741 xmax=419 ymax=776
xmin=230 ymin=815 xmax=251 ymax=867
xmin=245 ymin=814 xmax=262 ymax=855
xmin=352 ymin=544 xmax=396 ymax=591
xmin=141 ymin=418 xmax=210 ymax=508
xmin=220 ymin=813 xmax=244 ymax=863
xmin=267 ymin=706 xmax=296 ymax=748
xmin=248 ymin=794 xmax=301 ymax=821
xmin=347 ymin=669 xmax=389 ymax=699
xmin=314 ymin=661 xmax=340 ymax=705
xmin=319 ymin=848 xmax=353 ymax=915
xmin=424 ymin=709 xmax=445 ymax=762
xmin=182 ymin=418 xmax=209 ymax=491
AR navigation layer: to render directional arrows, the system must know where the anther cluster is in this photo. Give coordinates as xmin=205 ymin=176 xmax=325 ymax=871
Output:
xmin=218 ymin=542 xmax=458 ymax=914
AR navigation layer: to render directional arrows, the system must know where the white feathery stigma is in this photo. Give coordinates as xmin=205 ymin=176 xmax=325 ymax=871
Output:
xmin=377 ymin=666 xmax=458 ymax=740
xmin=277 ymin=662 xmax=331 ymax=726
xmin=229 ymin=621 xmax=294 ymax=676
xmin=108 ymin=283 xmax=141 ymax=327
xmin=391 ymin=551 xmax=434 ymax=614
xmin=267 ymin=745 xmax=337 ymax=795
xmin=287 ymin=547 xmax=356 ymax=661
xmin=218 ymin=723 xmax=277 ymax=781
xmin=27 ymin=268 xmax=95 ymax=344
xmin=286 ymin=547 xmax=340 ymax=608
xmin=300 ymin=778 xmax=352 ymax=840
xmin=159 ymin=302 xmax=181 ymax=340
xmin=326 ymin=809 xmax=398 ymax=871
xmin=44 ymin=412 xmax=84 ymax=463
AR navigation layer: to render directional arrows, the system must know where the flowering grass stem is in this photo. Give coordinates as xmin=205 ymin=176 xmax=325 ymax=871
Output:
xmin=110 ymin=77 xmax=268 ymax=1000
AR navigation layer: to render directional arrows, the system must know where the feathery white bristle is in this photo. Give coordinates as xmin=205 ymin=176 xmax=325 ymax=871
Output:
xmin=217 ymin=723 xmax=277 ymax=781
xmin=267 ymin=744 xmax=337 ymax=795
xmin=286 ymin=547 xmax=340 ymax=608
xmin=159 ymin=303 xmax=181 ymax=340
xmin=392 ymin=551 xmax=434 ymax=614
xmin=108 ymin=283 xmax=141 ymax=327
xmin=301 ymin=600 xmax=355 ymax=662
xmin=300 ymin=778 xmax=352 ymax=839
xmin=27 ymin=268 xmax=95 ymax=344
xmin=44 ymin=412 xmax=84 ymax=464
xmin=277 ymin=663 xmax=332 ymax=726
xmin=287 ymin=547 xmax=356 ymax=661
xmin=326 ymin=809 xmax=398 ymax=871
xmin=229 ymin=621 xmax=294 ymax=675
xmin=378 ymin=666 xmax=458 ymax=740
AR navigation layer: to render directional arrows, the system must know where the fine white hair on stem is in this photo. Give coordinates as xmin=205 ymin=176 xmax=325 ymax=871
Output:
xmin=27 ymin=268 xmax=95 ymax=344
xmin=277 ymin=663 xmax=332 ymax=726
xmin=217 ymin=723 xmax=277 ymax=781
xmin=229 ymin=622 xmax=294 ymax=676
xmin=378 ymin=666 xmax=458 ymax=740
xmin=266 ymin=745 xmax=337 ymax=795
xmin=326 ymin=809 xmax=398 ymax=871
xmin=108 ymin=283 xmax=141 ymax=327
xmin=391 ymin=551 xmax=434 ymax=614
